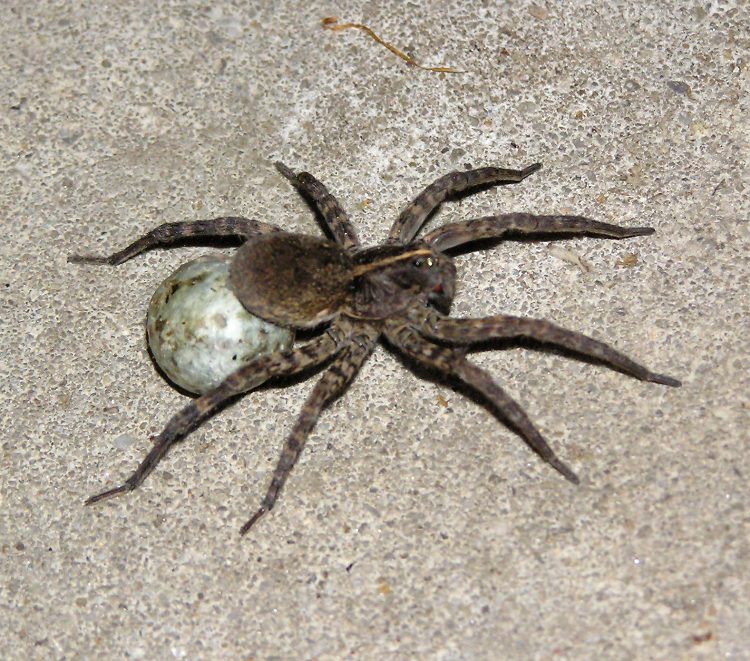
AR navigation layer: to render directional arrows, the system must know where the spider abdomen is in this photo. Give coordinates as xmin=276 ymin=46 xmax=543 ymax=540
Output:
xmin=230 ymin=233 xmax=353 ymax=329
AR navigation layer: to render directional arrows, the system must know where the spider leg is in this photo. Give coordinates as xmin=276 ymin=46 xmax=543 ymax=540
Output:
xmin=85 ymin=329 xmax=344 ymax=506
xmin=275 ymin=162 xmax=360 ymax=249
xmin=241 ymin=327 xmax=378 ymax=534
xmin=387 ymin=163 xmax=541 ymax=245
xmin=68 ymin=216 xmax=281 ymax=265
xmin=384 ymin=320 xmax=579 ymax=483
xmin=416 ymin=310 xmax=681 ymax=387
xmin=424 ymin=213 xmax=655 ymax=252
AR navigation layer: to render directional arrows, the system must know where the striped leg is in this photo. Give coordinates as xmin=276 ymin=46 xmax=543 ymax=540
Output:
xmin=85 ymin=330 xmax=343 ymax=506
xmin=69 ymin=216 xmax=281 ymax=265
xmin=385 ymin=319 xmax=579 ymax=483
xmin=388 ymin=163 xmax=541 ymax=244
xmin=276 ymin=162 xmax=359 ymax=249
xmin=424 ymin=213 xmax=654 ymax=252
xmin=241 ymin=329 xmax=377 ymax=533
xmin=421 ymin=312 xmax=680 ymax=387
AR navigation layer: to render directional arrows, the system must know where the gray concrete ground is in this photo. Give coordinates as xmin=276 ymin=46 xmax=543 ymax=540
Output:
xmin=1 ymin=1 xmax=748 ymax=659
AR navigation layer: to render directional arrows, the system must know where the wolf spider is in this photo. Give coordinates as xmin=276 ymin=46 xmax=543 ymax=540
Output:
xmin=70 ymin=161 xmax=680 ymax=534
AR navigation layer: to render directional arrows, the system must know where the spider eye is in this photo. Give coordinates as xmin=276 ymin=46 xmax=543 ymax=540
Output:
xmin=413 ymin=258 xmax=424 ymax=268
xmin=413 ymin=256 xmax=434 ymax=269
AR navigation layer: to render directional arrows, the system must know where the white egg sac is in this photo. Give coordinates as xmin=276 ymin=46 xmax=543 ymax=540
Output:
xmin=147 ymin=255 xmax=294 ymax=394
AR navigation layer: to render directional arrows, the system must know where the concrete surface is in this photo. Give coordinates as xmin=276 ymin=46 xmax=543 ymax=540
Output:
xmin=1 ymin=1 xmax=748 ymax=659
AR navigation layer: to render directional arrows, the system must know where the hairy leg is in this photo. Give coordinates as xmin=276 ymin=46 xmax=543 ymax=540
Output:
xmin=241 ymin=327 xmax=378 ymax=534
xmin=276 ymin=162 xmax=359 ymax=249
xmin=424 ymin=213 xmax=655 ymax=252
xmin=384 ymin=320 xmax=579 ymax=483
xmin=85 ymin=329 xmax=345 ymax=506
xmin=388 ymin=163 xmax=541 ymax=245
xmin=69 ymin=216 xmax=281 ymax=265
xmin=414 ymin=310 xmax=680 ymax=387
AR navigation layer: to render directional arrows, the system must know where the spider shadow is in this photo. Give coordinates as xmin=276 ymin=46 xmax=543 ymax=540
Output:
xmin=383 ymin=333 xmax=643 ymax=458
xmin=381 ymin=340 xmax=545 ymax=460
xmin=462 ymin=335 xmax=648 ymax=382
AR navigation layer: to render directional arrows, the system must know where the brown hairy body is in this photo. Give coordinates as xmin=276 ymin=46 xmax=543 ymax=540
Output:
xmin=70 ymin=161 xmax=679 ymax=534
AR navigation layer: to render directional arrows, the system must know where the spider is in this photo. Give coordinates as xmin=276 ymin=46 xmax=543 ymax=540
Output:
xmin=70 ymin=161 xmax=680 ymax=534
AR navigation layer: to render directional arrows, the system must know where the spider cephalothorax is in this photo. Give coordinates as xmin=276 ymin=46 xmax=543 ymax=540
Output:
xmin=70 ymin=160 xmax=680 ymax=534
xmin=349 ymin=244 xmax=456 ymax=318
xmin=229 ymin=234 xmax=455 ymax=326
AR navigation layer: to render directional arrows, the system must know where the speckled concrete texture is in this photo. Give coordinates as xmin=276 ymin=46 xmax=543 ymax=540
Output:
xmin=1 ymin=1 xmax=748 ymax=659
